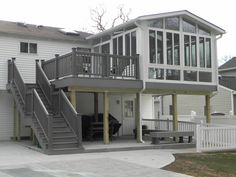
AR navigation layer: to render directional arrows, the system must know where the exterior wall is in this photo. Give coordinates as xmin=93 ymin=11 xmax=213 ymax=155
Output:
xmin=219 ymin=70 xmax=236 ymax=77
xmin=162 ymin=86 xmax=233 ymax=116
xmin=0 ymin=90 xmax=13 ymax=140
xmin=140 ymin=94 xmax=153 ymax=119
xmin=0 ymin=35 xmax=89 ymax=90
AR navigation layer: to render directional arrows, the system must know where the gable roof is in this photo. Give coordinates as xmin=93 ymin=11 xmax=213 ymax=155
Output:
xmin=219 ymin=57 xmax=236 ymax=70
xmin=0 ymin=20 xmax=92 ymax=42
xmin=219 ymin=76 xmax=236 ymax=91
xmin=87 ymin=10 xmax=225 ymax=40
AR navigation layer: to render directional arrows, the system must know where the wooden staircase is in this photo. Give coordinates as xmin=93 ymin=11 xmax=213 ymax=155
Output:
xmin=7 ymin=59 xmax=83 ymax=155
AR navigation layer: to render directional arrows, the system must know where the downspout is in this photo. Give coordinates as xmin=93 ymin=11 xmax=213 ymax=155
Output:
xmin=135 ymin=20 xmax=146 ymax=143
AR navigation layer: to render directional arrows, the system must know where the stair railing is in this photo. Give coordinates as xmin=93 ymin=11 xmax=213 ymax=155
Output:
xmin=59 ymin=89 xmax=82 ymax=147
xmin=32 ymin=89 xmax=52 ymax=149
xmin=36 ymin=60 xmax=53 ymax=106
xmin=8 ymin=58 xmax=26 ymax=105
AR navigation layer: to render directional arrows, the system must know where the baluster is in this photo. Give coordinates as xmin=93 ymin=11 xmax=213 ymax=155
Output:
xmin=55 ymin=54 xmax=59 ymax=80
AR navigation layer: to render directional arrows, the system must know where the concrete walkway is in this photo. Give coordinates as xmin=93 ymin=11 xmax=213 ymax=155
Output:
xmin=0 ymin=141 xmax=193 ymax=177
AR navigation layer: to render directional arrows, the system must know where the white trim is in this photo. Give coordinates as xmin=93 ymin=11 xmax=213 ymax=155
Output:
xmin=87 ymin=10 xmax=225 ymax=40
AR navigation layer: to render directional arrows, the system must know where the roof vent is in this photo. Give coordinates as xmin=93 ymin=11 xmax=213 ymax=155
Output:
xmin=59 ymin=28 xmax=80 ymax=36
xmin=17 ymin=22 xmax=27 ymax=27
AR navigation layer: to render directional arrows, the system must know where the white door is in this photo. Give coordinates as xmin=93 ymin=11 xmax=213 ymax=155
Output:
xmin=122 ymin=96 xmax=135 ymax=135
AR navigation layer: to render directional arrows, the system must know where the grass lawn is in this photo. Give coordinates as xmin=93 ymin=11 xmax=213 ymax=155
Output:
xmin=162 ymin=151 xmax=236 ymax=177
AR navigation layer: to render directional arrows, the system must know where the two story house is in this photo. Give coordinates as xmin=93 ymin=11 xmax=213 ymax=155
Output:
xmin=2 ymin=10 xmax=225 ymax=154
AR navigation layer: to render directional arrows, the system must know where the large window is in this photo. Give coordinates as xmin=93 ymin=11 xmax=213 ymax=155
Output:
xmin=184 ymin=35 xmax=197 ymax=67
xmin=113 ymin=31 xmax=136 ymax=56
xmin=165 ymin=17 xmax=179 ymax=30
xmin=149 ymin=30 xmax=163 ymax=64
xmin=166 ymin=32 xmax=173 ymax=65
xmin=166 ymin=32 xmax=180 ymax=65
xmin=199 ymin=37 xmax=205 ymax=67
xmin=149 ymin=30 xmax=156 ymax=63
xmin=149 ymin=68 xmax=164 ymax=79
xmin=183 ymin=19 xmax=196 ymax=33
xmin=199 ymin=37 xmax=211 ymax=68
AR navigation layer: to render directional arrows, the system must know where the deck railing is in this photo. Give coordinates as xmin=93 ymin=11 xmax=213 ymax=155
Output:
xmin=36 ymin=61 xmax=53 ymax=106
xmin=142 ymin=118 xmax=198 ymax=135
xmin=42 ymin=48 xmax=139 ymax=80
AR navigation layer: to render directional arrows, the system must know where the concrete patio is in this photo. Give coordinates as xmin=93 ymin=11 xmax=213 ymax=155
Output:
xmin=0 ymin=141 xmax=194 ymax=177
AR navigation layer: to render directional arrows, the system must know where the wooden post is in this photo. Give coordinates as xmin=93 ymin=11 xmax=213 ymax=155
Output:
xmin=16 ymin=111 xmax=21 ymax=141
xmin=55 ymin=54 xmax=59 ymax=80
xmin=172 ymin=94 xmax=178 ymax=131
xmin=70 ymin=89 xmax=77 ymax=109
xmin=205 ymin=95 xmax=211 ymax=123
xmin=72 ymin=48 xmax=77 ymax=77
xmin=135 ymin=93 xmax=142 ymax=143
xmin=13 ymin=101 xmax=17 ymax=141
xmin=103 ymin=92 xmax=109 ymax=144
xmin=94 ymin=93 xmax=99 ymax=122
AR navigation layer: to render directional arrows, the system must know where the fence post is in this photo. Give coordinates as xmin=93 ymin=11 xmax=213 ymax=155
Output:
xmin=196 ymin=124 xmax=201 ymax=153
xmin=72 ymin=48 xmax=77 ymax=77
xmin=55 ymin=54 xmax=59 ymax=80
xmin=106 ymin=54 xmax=110 ymax=77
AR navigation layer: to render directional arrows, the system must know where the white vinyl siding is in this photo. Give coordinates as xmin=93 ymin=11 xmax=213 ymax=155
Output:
xmin=0 ymin=35 xmax=89 ymax=90
xmin=0 ymin=91 xmax=13 ymax=140
xmin=219 ymin=70 xmax=236 ymax=77
xmin=162 ymin=86 xmax=233 ymax=116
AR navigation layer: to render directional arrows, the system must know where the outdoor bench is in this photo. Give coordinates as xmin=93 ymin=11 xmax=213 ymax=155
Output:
xmin=150 ymin=131 xmax=194 ymax=144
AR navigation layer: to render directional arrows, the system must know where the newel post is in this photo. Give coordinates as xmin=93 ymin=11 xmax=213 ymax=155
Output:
xmin=55 ymin=54 xmax=59 ymax=80
xmin=12 ymin=58 xmax=16 ymax=81
xmin=72 ymin=48 xmax=77 ymax=77
xmin=35 ymin=60 xmax=39 ymax=82
xmin=47 ymin=115 xmax=52 ymax=150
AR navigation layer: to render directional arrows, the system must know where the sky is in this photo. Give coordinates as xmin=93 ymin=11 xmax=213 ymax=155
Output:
xmin=0 ymin=0 xmax=235 ymax=65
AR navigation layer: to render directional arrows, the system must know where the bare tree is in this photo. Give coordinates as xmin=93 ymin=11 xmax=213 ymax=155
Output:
xmin=91 ymin=4 xmax=131 ymax=32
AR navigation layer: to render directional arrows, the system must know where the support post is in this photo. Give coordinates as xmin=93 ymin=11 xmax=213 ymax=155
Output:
xmin=205 ymin=95 xmax=211 ymax=123
xmin=172 ymin=94 xmax=178 ymax=131
xmin=13 ymin=101 xmax=17 ymax=141
xmin=103 ymin=92 xmax=109 ymax=144
xmin=70 ymin=89 xmax=77 ymax=109
xmin=94 ymin=93 xmax=99 ymax=122
xmin=135 ymin=93 xmax=142 ymax=143
xmin=16 ymin=111 xmax=21 ymax=141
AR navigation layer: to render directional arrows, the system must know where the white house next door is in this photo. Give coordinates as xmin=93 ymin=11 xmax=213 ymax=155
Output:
xmin=122 ymin=96 xmax=135 ymax=135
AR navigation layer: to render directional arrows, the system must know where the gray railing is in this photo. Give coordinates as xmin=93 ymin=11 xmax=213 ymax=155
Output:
xmin=8 ymin=58 xmax=26 ymax=105
xmin=32 ymin=89 xmax=52 ymax=149
xmin=59 ymin=90 xmax=82 ymax=146
xmin=42 ymin=48 xmax=139 ymax=80
xmin=142 ymin=118 xmax=198 ymax=134
xmin=36 ymin=61 xmax=53 ymax=106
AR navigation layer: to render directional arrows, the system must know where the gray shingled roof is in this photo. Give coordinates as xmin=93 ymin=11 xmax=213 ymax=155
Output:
xmin=219 ymin=76 xmax=236 ymax=91
xmin=0 ymin=20 xmax=92 ymax=42
xmin=219 ymin=57 xmax=236 ymax=70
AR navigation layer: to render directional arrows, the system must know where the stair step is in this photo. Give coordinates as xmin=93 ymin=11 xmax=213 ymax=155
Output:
xmin=52 ymin=141 xmax=78 ymax=149
xmin=52 ymin=137 xmax=77 ymax=143
xmin=52 ymin=127 xmax=71 ymax=131
xmin=53 ymin=131 xmax=74 ymax=137
xmin=52 ymin=122 xmax=67 ymax=127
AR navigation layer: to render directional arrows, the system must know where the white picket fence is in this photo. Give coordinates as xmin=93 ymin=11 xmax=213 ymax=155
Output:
xmin=196 ymin=124 xmax=236 ymax=152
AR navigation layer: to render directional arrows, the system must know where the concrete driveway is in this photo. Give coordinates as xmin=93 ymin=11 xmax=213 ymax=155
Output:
xmin=0 ymin=142 xmax=192 ymax=177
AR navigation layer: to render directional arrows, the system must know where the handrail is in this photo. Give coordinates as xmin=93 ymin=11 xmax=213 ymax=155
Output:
xmin=59 ymin=89 xmax=81 ymax=146
xmin=8 ymin=59 xmax=26 ymax=105
xmin=32 ymin=89 xmax=52 ymax=148
xmin=33 ymin=89 xmax=50 ymax=115
xmin=36 ymin=61 xmax=52 ymax=106
xmin=60 ymin=90 xmax=77 ymax=115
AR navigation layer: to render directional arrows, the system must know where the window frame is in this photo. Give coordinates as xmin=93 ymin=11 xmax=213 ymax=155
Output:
xmin=20 ymin=42 xmax=38 ymax=54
